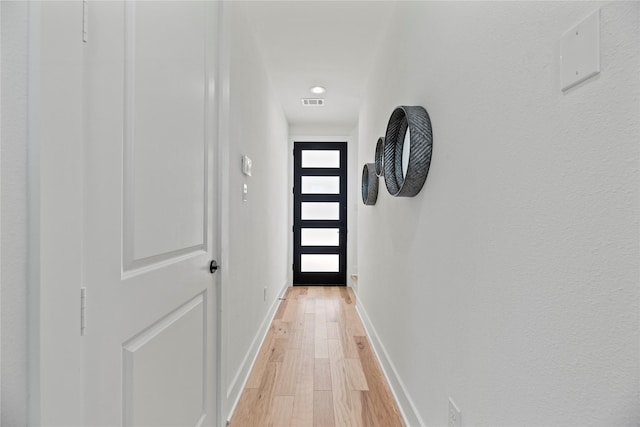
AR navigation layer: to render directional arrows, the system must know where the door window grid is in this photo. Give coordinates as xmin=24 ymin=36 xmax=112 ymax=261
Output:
xmin=294 ymin=142 xmax=347 ymax=285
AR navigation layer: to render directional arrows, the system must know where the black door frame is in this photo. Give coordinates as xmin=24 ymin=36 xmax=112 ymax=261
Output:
xmin=293 ymin=142 xmax=347 ymax=286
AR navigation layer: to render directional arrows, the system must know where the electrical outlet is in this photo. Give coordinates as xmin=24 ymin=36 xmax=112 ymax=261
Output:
xmin=448 ymin=398 xmax=462 ymax=427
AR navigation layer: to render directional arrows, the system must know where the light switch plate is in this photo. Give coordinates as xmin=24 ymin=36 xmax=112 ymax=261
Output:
xmin=560 ymin=9 xmax=600 ymax=91
xmin=242 ymin=155 xmax=252 ymax=176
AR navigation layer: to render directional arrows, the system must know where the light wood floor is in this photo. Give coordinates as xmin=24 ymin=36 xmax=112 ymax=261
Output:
xmin=229 ymin=286 xmax=404 ymax=427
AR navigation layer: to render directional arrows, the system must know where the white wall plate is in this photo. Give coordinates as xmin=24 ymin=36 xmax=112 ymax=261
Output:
xmin=242 ymin=155 xmax=252 ymax=176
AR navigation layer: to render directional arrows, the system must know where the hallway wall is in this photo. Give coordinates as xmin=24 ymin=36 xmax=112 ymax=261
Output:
xmin=356 ymin=2 xmax=639 ymax=426
xmin=1 ymin=2 xmax=29 ymax=424
xmin=219 ymin=3 xmax=290 ymax=422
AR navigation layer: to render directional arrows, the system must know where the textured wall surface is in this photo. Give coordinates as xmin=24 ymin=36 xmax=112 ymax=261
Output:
xmin=1 ymin=2 xmax=29 ymax=424
xmin=221 ymin=3 xmax=290 ymax=421
xmin=357 ymin=2 xmax=639 ymax=425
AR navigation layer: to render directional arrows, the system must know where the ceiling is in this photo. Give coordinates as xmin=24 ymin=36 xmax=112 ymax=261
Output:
xmin=240 ymin=1 xmax=397 ymax=131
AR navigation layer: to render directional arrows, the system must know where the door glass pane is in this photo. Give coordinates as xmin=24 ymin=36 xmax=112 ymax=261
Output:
xmin=301 ymin=176 xmax=340 ymax=194
xmin=301 ymin=228 xmax=339 ymax=246
xmin=301 ymin=202 xmax=339 ymax=220
xmin=301 ymin=150 xmax=340 ymax=168
xmin=301 ymin=254 xmax=339 ymax=272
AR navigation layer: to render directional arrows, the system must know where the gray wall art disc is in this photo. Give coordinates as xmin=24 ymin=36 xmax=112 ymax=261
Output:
xmin=383 ymin=105 xmax=433 ymax=197
xmin=374 ymin=137 xmax=385 ymax=177
xmin=361 ymin=163 xmax=379 ymax=205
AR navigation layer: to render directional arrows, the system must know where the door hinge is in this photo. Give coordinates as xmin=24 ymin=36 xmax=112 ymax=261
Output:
xmin=80 ymin=287 xmax=87 ymax=336
xmin=82 ymin=0 xmax=89 ymax=42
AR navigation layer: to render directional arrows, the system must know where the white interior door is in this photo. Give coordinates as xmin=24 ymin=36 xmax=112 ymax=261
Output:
xmin=81 ymin=2 xmax=218 ymax=425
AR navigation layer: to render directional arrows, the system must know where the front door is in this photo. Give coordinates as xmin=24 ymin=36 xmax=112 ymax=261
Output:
xmin=81 ymin=2 xmax=218 ymax=425
xmin=293 ymin=142 xmax=347 ymax=285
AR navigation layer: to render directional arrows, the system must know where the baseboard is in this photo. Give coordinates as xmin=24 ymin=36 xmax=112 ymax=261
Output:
xmin=354 ymin=290 xmax=425 ymax=427
xmin=225 ymin=282 xmax=290 ymax=423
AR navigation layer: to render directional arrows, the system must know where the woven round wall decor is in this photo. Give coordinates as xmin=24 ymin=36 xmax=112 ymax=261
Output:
xmin=361 ymin=163 xmax=378 ymax=206
xmin=374 ymin=137 xmax=385 ymax=177
xmin=383 ymin=105 xmax=433 ymax=197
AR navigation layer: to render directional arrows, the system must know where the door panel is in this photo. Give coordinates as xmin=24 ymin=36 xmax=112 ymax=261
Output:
xmin=123 ymin=294 xmax=206 ymax=427
xmin=293 ymin=142 xmax=347 ymax=285
xmin=81 ymin=2 xmax=218 ymax=425
xmin=300 ymin=176 xmax=340 ymax=194
xmin=300 ymin=254 xmax=340 ymax=272
xmin=300 ymin=202 xmax=340 ymax=220
xmin=301 ymin=149 xmax=340 ymax=168
xmin=124 ymin=1 xmax=207 ymax=266
xmin=301 ymin=228 xmax=340 ymax=246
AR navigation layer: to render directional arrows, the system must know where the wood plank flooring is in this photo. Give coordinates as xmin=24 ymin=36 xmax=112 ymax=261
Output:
xmin=229 ymin=286 xmax=404 ymax=427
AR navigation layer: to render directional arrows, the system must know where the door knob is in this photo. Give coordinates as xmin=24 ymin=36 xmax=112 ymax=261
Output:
xmin=209 ymin=260 xmax=219 ymax=274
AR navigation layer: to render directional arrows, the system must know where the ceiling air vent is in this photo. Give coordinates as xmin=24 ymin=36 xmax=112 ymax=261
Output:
xmin=301 ymin=98 xmax=325 ymax=107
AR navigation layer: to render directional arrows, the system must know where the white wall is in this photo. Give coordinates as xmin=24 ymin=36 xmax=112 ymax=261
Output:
xmin=357 ymin=2 xmax=639 ymax=426
xmin=218 ymin=3 xmax=290 ymax=422
xmin=1 ymin=2 xmax=29 ymax=424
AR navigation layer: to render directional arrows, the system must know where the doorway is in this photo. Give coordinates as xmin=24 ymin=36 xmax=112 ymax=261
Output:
xmin=293 ymin=142 xmax=347 ymax=285
xmin=27 ymin=2 xmax=220 ymax=424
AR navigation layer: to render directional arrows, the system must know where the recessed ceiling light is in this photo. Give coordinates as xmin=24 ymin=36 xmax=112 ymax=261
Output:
xmin=310 ymin=86 xmax=326 ymax=95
